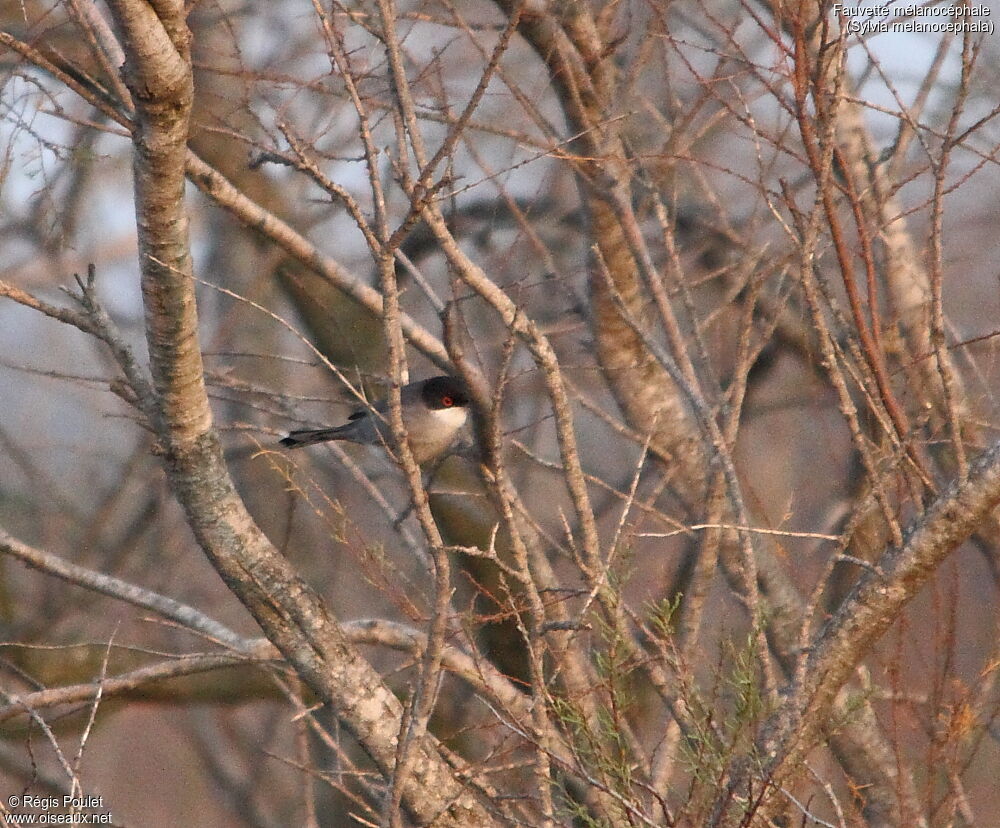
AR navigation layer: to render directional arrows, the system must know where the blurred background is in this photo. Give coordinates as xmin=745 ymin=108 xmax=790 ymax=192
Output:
xmin=2 ymin=0 xmax=1000 ymax=824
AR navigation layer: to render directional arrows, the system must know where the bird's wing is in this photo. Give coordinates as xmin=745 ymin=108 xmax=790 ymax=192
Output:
xmin=349 ymin=396 xmax=390 ymax=421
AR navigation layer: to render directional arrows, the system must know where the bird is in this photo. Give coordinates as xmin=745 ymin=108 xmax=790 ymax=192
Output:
xmin=279 ymin=375 xmax=471 ymax=464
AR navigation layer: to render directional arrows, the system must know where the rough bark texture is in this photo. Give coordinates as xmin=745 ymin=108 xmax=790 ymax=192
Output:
xmin=715 ymin=440 xmax=1000 ymax=825
xmin=509 ymin=3 xmax=708 ymax=497
xmin=103 ymin=2 xmax=500 ymax=824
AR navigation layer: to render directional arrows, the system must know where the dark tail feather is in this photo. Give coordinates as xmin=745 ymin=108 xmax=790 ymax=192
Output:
xmin=279 ymin=428 xmax=344 ymax=449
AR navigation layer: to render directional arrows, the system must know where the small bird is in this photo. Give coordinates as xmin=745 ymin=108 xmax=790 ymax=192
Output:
xmin=280 ymin=375 xmax=471 ymax=464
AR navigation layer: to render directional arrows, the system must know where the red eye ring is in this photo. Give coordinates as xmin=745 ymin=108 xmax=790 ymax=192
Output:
xmin=442 ymin=395 xmax=454 ymax=407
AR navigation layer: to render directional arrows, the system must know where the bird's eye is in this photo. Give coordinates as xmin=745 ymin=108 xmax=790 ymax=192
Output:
xmin=442 ymin=395 xmax=454 ymax=407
